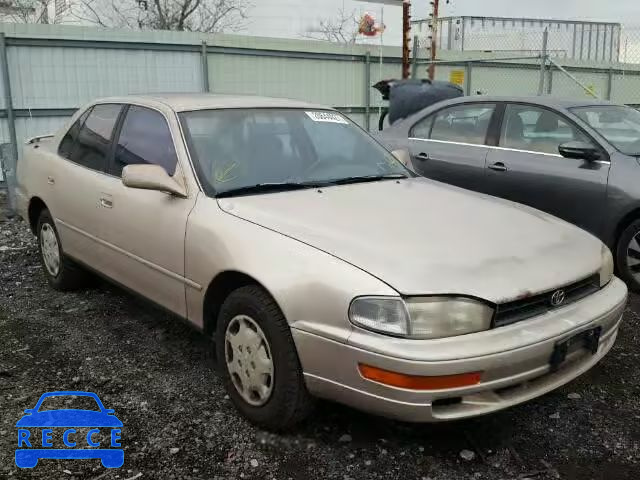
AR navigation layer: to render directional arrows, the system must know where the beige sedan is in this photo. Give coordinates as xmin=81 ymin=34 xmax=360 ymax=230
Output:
xmin=16 ymin=94 xmax=627 ymax=430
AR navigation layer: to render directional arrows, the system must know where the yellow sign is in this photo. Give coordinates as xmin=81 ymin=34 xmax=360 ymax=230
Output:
xmin=450 ymin=70 xmax=465 ymax=86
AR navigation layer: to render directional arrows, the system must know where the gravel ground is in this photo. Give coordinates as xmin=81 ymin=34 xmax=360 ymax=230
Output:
xmin=1 ymin=191 xmax=639 ymax=480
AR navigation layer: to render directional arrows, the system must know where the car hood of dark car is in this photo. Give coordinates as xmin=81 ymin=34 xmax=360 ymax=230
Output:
xmin=217 ymin=177 xmax=604 ymax=303
xmin=16 ymin=410 xmax=123 ymax=427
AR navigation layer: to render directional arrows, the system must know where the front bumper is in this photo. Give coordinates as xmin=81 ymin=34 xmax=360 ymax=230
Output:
xmin=292 ymin=277 xmax=627 ymax=422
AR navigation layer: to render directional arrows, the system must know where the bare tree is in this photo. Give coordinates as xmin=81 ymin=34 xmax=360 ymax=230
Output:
xmin=72 ymin=0 xmax=250 ymax=32
xmin=303 ymin=8 xmax=359 ymax=44
xmin=0 ymin=0 xmax=69 ymax=24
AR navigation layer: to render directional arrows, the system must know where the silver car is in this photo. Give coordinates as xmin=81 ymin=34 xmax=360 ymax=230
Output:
xmin=16 ymin=94 xmax=627 ymax=430
xmin=378 ymin=96 xmax=640 ymax=293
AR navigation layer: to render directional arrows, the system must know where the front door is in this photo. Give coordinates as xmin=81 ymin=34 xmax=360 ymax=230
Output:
xmin=406 ymin=102 xmax=497 ymax=193
xmin=484 ymin=103 xmax=610 ymax=237
xmin=98 ymin=105 xmax=197 ymax=318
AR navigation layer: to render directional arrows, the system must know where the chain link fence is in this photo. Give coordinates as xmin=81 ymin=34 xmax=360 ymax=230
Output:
xmin=429 ymin=17 xmax=640 ymax=64
xmin=411 ymin=16 xmax=640 ymax=104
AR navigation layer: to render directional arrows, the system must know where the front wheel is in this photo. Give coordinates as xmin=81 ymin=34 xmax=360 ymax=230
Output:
xmin=215 ymin=285 xmax=314 ymax=430
xmin=616 ymin=219 xmax=640 ymax=292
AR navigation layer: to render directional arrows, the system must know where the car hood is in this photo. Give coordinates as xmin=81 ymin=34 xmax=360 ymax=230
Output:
xmin=217 ymin=178 xmax=603 ymax=303
xmin=16 ymin=410 xmax=123 ymax=427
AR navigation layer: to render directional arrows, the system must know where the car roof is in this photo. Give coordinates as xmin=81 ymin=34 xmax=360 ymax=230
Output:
xmin=38 ymin=391 xmax=100 ymax=398
xmin=434 ymin=95 xmax=619 ymax=110
xmin=94 ymin=93 xmax=334 ymax=113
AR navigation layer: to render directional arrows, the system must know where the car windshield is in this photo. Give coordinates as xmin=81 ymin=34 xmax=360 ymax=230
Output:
xmin=570 ymin=105 xmax=640 ymax=156
xmin=38 ymin=395 xmax=101 ymax=412
xmin=179 ymin=108 xmax=410 ymax=196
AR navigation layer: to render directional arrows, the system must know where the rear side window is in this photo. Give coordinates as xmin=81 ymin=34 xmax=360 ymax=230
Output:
xmin=58 ymin=108 xmax=91 ymax=160
xmin=430 ymin=104 xmax=495 ymax=145
xmin=111 ymin=106 xmax=178 ymax=178
xmin=411 ymin=104 xmax=495 ymax=145
xmin=62 ymin=104 xmax=122 ymax=171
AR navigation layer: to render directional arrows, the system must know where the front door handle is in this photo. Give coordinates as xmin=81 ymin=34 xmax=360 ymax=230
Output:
xmin=416 ymin=152 xmax=430 ymax=161
xmin=488 ymin=162 xmax=508 ymax=172
xmin=47 ymin=176 xmax=55 ymax=185
xmin=100 ymin=197 xmax=113 ymax=209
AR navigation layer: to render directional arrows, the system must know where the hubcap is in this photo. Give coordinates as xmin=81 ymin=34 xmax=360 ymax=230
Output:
xmin=627 ymin=233 xmax=640 ymax=281
xmin=224 ymin=315 xmax=274 ymax=406
xmin=40 ymin=223 xmax=60 ymax=277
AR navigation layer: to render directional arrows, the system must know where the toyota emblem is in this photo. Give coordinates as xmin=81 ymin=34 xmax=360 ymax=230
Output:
xmin=550 ymin=289 xmax=566 ymax=307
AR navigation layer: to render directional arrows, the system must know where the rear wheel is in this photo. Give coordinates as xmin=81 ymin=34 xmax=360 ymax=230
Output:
xmin=616 ymin=219 xmax=640 ymax=292
xmin=37 ymin=209 xmax=90 ymax=291
xmin=215 ymin=285 xmax=314 ymax=430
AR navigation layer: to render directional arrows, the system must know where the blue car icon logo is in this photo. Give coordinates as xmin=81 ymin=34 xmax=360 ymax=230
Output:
xmin=15 ymin=391 xmax=124 ymax=469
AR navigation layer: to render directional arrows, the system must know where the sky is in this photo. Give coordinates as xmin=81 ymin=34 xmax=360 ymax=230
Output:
xmin=243 ymin=0 xmax=640 ymax=45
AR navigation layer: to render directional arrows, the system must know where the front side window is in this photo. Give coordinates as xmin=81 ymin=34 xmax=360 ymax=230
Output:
xmin=180 ymin=109 xmax=410 ymax=196
xmin=501 ymin=104 xmax=591 ymax=155
xmin=112 ymin=106 xmax=178 ymax=177
xmin=412 ymin=104 xmax=495 ymax=145
xmin=67 ymin=104 xmax=122 ymax=171
xmin=570 ymin=105 xmax=640 ymax=156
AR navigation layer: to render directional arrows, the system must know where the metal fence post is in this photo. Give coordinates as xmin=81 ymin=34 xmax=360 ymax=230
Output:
xmin=0 ymin=32 xmax=18 ymax=216
xmin=364 ymin=51 xmax=371 ymax=132
xmin=546 ymin=64 xmax=553 ymax=95
xmin=411 ymin=35 xmax=418 ymax=79
xmin=465 ymin=62 xmax=472 ymax=96
xmin=538 ymin=28 xmax=549 ymax=95
xmin=201 ymin=40 xmax=210 ymax=92
xmin=607 ymin=67 xmax=613 ymax=100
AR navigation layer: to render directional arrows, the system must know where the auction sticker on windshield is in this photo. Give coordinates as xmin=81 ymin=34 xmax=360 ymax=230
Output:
xmin=305 ymin=111 xmax=349 ymax=124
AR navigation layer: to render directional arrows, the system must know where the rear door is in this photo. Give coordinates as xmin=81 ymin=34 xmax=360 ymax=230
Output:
xmin=406 ymin=102 xmax=498 ymax=192
xmin=484 ymin=103 xmax=610 ymax=237
xmin=53 ymin=103 xmax=124 ymax=271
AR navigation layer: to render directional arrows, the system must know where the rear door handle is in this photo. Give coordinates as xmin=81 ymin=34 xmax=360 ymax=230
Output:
xmin=100 ymin=197 xmax=113 ymax=209
xmin=488 ymin=162 xmax=508 ymax=172
xmin=47 ymin=176 xmax=55 ymax=185
xmin=416 ymin=152 xmax=430 ymax=161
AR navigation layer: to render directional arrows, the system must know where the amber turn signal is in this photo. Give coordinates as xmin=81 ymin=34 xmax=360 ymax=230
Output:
xmin=358 ymin=364 xmax=482 ymax=390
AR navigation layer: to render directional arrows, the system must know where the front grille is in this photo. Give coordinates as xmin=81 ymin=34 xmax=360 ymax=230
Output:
xmin=493 ymin=274 xmax=600 ymax=328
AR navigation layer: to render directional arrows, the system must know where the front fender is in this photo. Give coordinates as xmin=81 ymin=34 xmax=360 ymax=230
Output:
xmin=184 ymin=196 xmax=397 ymax=342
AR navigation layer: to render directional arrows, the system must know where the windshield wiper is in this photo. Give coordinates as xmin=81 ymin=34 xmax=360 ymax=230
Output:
xmin=329 ymin=173 xmax=409 ymax=186
xmin=216 ymin=181 xmax=326 ymax=198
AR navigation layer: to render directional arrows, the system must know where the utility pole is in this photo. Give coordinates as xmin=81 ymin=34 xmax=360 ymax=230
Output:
xmin=428 ymin=0 xmax=440 ymax=81
xmin=402 ymin=1 xmax=411 ymax=79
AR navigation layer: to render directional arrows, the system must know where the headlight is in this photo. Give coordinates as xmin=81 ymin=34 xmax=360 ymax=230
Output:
xmin=599 ymin=245 xmax=614 ymax=287
xmin=349 ymin=296 xmax=494 ymax=339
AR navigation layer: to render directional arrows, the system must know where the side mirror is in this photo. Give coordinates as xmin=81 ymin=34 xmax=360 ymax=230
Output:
xmin=105 ymin=409 xmax=115 ymax=415
xmin=558 ymin=141 xmax=601 ymax=161
xmin=391 ymin=149 xmax=411 ymax=167
xmin=122 ymin=164 xmax=187 ymax=198
xmin=23 ymin=409 xmax=34 ymax=414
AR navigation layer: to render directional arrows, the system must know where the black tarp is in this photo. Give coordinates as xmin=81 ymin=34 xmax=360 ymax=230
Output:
xmin=374 ymin=79 xmax=463 ymax=124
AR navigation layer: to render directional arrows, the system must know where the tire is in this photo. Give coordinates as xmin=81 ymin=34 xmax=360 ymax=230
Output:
xmin=36 ymin=209 xmax=89 ymax=291
xmin=215 ymin=285 xmax=314 ymax=430
xmin=616 ymin=219 xmax=640 ymax=292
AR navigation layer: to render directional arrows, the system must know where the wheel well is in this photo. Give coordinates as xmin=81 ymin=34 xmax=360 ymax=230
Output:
xmin=27 ymin=197 xmax=47 ymax=235
xmin=613 ymin=208 xmax=640 ymax=252
xmin=202 ymin=271 xmax=265 ymax=336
